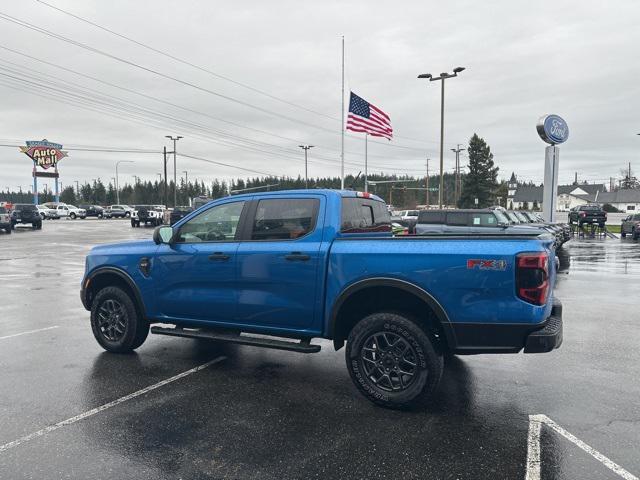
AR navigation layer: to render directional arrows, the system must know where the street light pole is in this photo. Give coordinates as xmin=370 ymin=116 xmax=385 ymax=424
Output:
xmin=115 ymin=160 xmax=134 ymax=204
xmin=298 ymin=145 xmax=314 ymax=189
xmin=418 ymin=67 xmax=466 ymax=208
xmin=165 ymin=135 xmax=183 ymax=207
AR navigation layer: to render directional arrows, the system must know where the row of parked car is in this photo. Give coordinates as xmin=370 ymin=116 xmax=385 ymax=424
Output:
xmin=390 ymin=207 xmax=571 ymax=249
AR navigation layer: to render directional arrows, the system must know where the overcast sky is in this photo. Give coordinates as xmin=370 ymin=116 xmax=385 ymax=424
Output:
xmin=1 ymin=0 xmax=639 ymax=193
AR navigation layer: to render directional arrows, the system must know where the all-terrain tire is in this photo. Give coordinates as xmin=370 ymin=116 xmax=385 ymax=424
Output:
xmin=90 ymin=286 xmax=149 ymax=353
xmin=346 ymin=311 xmax=443 ymax=409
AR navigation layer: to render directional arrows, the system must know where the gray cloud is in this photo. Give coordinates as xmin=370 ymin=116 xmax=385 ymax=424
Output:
xmin=1 ymin=0 xmax=639 ymax=194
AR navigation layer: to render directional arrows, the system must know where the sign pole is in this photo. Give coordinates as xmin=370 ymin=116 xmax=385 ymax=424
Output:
xmin=54 ymin=165 xmax=60 ymax=203
xmin=542 ymin=146 xmax=559 ymax=222
xmin=536 ymin=114 xmax=569 ymax=223
xmin=32 ymin=163 xmax=38 ymax=205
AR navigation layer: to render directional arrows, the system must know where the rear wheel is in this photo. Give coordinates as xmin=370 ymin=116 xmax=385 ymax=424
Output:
xmin=346 ymin=312 xmax=443 ymax=409
xmin=90 ymin=286 xmax=149 ymax=353
xmin=5 ymin=226 xmax=11 ymax=234
xmin=621 ymin=227 xmax=626 ymax=238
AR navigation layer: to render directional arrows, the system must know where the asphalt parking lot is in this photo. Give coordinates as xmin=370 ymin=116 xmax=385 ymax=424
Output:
xmin=1 ymin=219 xmax=639 ymax=479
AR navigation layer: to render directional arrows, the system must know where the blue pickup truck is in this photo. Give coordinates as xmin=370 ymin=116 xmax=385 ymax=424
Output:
xmin=81 ymin=190 xmax=562 ymax=408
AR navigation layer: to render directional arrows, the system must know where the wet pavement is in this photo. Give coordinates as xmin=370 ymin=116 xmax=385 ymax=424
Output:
xmin=1 ymin=219 xmax=639 ymax=479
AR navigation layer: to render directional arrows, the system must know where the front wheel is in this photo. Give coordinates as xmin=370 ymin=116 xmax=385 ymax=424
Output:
xmin=346 ymin=312 xmax=443 ymax=409
xmin=90 ymin=286 xmax=149 ymax=353
xmin=621 ymin=228 xmax=626 ymax=238
xmin=70 ymin=212 xmax=76 ymax=219
xmin=633 ymin=229 xmax=639 ymax=241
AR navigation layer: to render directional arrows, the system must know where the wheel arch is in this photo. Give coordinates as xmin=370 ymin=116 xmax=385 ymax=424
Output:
xmin=328 ymin=278 xmax=456 ymax=352
xmin=83 ymin=267 xmax=147 ymax=319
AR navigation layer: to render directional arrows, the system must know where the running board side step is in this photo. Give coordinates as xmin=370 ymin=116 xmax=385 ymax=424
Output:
xmin=151 ymin=326 xmax=321 ymax=353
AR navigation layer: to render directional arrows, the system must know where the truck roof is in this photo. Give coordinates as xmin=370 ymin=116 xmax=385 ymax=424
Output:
xmin=227 ymin=189 xmax=385 ymax=203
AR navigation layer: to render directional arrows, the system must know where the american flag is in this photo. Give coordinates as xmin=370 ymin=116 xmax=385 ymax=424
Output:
xmin=346 ymin=92 xmax=393 ymax=140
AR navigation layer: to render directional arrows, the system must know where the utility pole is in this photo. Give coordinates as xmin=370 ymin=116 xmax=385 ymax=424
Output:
xmin=298 ymin=145 xmax=314 ymax=188
xmin=425 ymin=158 xmax=430 ymax=207
xmin=418 ymin=67 xmax=466 ymax=209
xmin=165 ymin=135 xmax=183 ymax=207
xmin=163 ymin=146 xmax=168 ymax=207
xmin=450 ymin=144 xmax=466 ymax=205
xmin=74 ymin=180 xmax=79 ymax=198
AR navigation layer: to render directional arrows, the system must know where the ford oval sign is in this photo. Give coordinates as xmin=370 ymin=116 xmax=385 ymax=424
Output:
xmin=536 ymin=114 xmax=569 ymax=145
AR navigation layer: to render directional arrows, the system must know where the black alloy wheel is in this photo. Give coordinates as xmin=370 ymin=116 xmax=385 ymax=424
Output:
xmin=360 ymin=331 xmax=419 ymax=392
xmin=346 ymin=312 xmax=443 ymax=409
xmin=97 ymin=298 xmax=127 ymax=342
xmin=90 ymin=286 xmax=149 ymax=353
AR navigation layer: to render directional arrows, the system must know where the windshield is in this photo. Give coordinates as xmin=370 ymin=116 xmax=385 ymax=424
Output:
xmin=506 ymin=212 xmax=520 ymax=223
xmin=17 ymin=204 xmax=37 ymax=211
xmin=493 ymin=210 xmax=510 ymax=224
xmin=515 ymin=211 xmax=529 ymax=222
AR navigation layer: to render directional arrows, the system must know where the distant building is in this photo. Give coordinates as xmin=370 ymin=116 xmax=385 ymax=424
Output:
xmin=507 ymin=173 xmax=605 ymax=211
xmin=595 ymin=189 xmax=640 ymax=213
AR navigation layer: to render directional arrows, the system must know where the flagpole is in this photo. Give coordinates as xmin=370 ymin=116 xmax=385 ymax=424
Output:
xmin=364 ymin=134 xmax=368 ymax=193
xmin=340 ymin=35 xmax=345 ymax=190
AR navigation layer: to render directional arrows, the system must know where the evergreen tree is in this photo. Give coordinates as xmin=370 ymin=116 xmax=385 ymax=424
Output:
xmin=458 ymin=134 xmax=499 ymax=208
xmin=60 ymin=186 xmax=76 ymax=204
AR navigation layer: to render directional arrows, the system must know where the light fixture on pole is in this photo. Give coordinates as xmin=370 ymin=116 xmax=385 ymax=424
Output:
xmin=418 ymin=66 xmax=465 ymax=208
xmin=298 ymin=145 xmax=314 ymax=188
xmin=165 ymin=135 xmax=183 ymax=207
xmin=115 ymin=160 xmax=134 ymax=204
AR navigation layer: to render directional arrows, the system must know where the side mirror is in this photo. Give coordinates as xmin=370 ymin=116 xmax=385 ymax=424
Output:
xmin=153 ymin=225 xmax=174 ymax=245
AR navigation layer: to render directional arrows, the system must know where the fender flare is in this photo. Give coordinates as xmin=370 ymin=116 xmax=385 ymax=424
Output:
xmin=82 ymin=266 xmax=147 ymax=318
xmin=328 ymin=277 xmax=457 ymax=348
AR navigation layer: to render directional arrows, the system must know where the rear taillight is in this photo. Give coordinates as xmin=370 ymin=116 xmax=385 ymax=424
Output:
xmin=579 ymin=212 xmax=586 ymax=217
xmin=516 ymin=252 xmax=549 ymax=306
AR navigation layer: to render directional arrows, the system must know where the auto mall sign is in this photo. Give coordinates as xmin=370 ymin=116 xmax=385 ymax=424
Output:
xmin=20 ymin=139 xmax=68 ymax=169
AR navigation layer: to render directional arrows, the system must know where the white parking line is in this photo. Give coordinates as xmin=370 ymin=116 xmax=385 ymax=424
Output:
xmin=525 ymin=414 xmax=639 ymax=480
xmin=0 ymin=356 xmax=226 ymax=453
xmin=0 ymin=326 xmax=59 ymax=340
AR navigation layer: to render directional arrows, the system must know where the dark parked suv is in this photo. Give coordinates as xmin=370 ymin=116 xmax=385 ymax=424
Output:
xmin=80 ymin=205 xmax=104 ymax=218
xmin=568 ymin=204 xmax=607 ymax=227
xmin=621 ymin=213 xmax=640 ymax=240
xmin=415 ymin=209 xmax=556 ymax=244
xmin=11 ymin=203 xmax=43 ymax=230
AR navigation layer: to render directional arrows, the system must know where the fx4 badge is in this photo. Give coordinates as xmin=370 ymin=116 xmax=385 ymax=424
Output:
xmin=467 ymin=259 xmax=507 ymax=271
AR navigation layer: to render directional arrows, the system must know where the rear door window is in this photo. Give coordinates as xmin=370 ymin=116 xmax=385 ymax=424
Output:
xmin=469 ymin=212 xmax=499 ymax=226
xmin=418 ymin=211 xmax=445 ymax=224
xmin=251 ymin=199 xmax=318 ymax=240
xmin=341 ymin=198 xmax=390 ymax=233
xmin=446 ymin=212 xmax=468 ymax=226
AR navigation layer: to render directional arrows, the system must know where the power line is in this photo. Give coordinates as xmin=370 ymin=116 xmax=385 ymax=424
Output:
xmin=0 ymin=44 xmax=433 ymax=158
xmin=34 ymin=0 xmax=338 ymax=121
xmin=33 ymin=0 xmax=445 ymax=147
xmin=0 ymin=61 xmax=427 ymax=173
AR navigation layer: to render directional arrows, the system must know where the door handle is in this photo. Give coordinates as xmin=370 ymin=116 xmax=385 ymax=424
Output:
xmin=285 ymin=252 xmax=310 ymax=261
xmin=208 ymin=252 xmax=230 ymax=261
